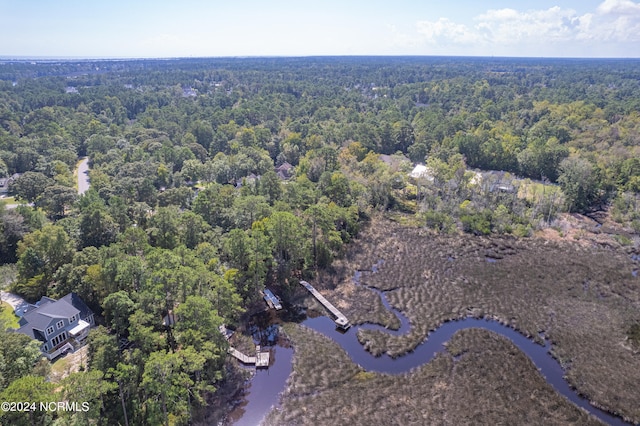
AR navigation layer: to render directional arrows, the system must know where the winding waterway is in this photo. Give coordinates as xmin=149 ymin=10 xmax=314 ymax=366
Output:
xmin=234 ymin=266 xmax=632 ymax=426
xmin=304 ymin=315 xmax=627 ymax=426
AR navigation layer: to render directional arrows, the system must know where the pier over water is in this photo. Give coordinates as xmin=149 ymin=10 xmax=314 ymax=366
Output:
xmin=300 ymin=280 xmax=350 ymax=330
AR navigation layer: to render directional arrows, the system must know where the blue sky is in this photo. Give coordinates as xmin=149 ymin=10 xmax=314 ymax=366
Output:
xmin=1 ymin=0 xmax=639 ymax=58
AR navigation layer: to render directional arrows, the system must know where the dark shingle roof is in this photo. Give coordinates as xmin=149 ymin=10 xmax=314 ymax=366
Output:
xmin=14 ymin=293 xmax=92 ymax=343
xmin=37 ymin=299 xmax=78 ymax=319
xmin=61 ymin=293 xmax=93 ymax=320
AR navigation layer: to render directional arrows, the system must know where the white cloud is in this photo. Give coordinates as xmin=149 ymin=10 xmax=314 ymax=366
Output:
xmin=597 ymin=0 xmax=640 ymax=14
xmin=399 ymin=1 xmax=640 ymax=56
xmin=475 ymin=6 xmax=582 ymax=43
xmin=592 ymin=0 xmax=640 ymax=41
xmin=416 ymin=18 xmax=480 ymax=45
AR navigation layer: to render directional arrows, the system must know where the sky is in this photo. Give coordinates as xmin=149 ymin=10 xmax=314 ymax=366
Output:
xmin=1 ymin=0 xmax=639 ymax=58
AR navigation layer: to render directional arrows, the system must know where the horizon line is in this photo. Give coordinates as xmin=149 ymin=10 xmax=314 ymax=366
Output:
xmin=2 ymin=54 xmax=640 ymax=62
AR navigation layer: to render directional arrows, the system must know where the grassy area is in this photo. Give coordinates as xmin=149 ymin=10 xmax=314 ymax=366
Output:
xmin=0 ymin=301 xmax=20 ymax=329
xmin=298 ymin=216 xmax=640 ymax=424
xmin=49 ymin=355 xmax=72 ymax=382
xmin=518 ymin=179 xmax=564 ymax=203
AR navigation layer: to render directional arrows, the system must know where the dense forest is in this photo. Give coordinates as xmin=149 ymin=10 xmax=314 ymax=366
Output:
xmin=1 ymin=57 xmax=639 ymax=425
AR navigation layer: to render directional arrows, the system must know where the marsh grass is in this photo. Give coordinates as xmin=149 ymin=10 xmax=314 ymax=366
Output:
xmin=298 ymin=216 xmax=640 ymax=423
xmin=629 ymin=323 xmax=640 ymax=348
xmin=266 ymin=324 xmax=602 ymax=425
xmin=443 ymin=328 xmax=602 ymax=426
xmin=279 ymin=323 xmax=362 ymax=398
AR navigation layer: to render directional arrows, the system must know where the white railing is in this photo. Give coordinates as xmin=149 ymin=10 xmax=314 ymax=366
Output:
xmin=45 ymin=342 xmax=74 ymax=360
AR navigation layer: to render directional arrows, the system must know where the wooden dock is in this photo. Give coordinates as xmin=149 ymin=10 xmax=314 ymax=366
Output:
xmin=300 ymin=280 xmax=350 ymax=329
xmin=228 ymin=347 xmax=256 ymax=364
xmin=255 ymin=345 xmax=269 ymax=367
xmin=221 ymin=323 xmax=271 ymax=368
xmin=227 ymin=345 xmax=270 ymax=368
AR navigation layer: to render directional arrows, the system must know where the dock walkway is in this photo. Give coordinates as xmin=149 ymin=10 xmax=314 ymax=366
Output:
xmin=300 ymin=280 xmax=350 ymax=329
xmin=228 ymin=347 xmax=256 ymax=364
xmin=223 ymin=325 xmax=271 ymax=368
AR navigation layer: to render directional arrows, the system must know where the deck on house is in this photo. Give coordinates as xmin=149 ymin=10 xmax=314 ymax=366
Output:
xmin=300 ymin=280 xmax=350 ymax=329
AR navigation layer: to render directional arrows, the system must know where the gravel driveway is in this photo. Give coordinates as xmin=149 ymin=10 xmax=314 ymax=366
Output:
xmin=0 ymin=291 xmax=30 ymax=316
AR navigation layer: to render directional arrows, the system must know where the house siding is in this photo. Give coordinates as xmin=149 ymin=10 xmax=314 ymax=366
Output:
xmin=12 ymin=292 xmax=94 ymax=361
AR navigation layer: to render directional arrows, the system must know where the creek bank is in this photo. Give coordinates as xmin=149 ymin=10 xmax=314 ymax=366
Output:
xmin=232 ymin=261 xmax=633 ymax=426
xmin=301 ymin=261 xmax=631 ymax=426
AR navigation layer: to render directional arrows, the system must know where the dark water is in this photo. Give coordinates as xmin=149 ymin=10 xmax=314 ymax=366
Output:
xmin=230 ymin=343 xmax=293 ymax=426
xmin=304 ymin=315 xmax=627 ymax=425
xmin=302 ymin=269 xmax=630 ymax=426
xmin=233 ymin=269 xmax=631 ymax=426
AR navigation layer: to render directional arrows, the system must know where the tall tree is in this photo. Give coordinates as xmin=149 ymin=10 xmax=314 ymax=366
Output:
xmin=142 ymin=350 xmax=191 ymax=426
xmin=15 ymin=224 xmax=74 ymax=301
xmin=264 ymin=211 xmax=308 ymax=282
xmin=80 ymin=201 xmax=118 ymax=248
xmin=102 ymin=291 xmax=137 ymax=337
xmin=0 ymin=375 xmax=56 ymax=426
xmin=10 ymin=171 xmax=53 ymax=203
xmin=558 ymin=157 xmax=601 ymax=212
xmin=59 ymin=370 xmax=117 ymax=426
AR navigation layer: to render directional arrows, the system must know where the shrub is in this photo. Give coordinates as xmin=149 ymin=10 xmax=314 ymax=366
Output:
xmin=460 ymin=212 xmax=491 ymax=235
xmin=513 ymin=224 xmax=532 ymax=238
xmin=422 ymin=210 xmax=454 ymax=232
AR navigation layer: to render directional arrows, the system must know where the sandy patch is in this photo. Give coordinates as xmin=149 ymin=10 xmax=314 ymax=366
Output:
xmin=49 ymin=345 xmax=89 ymax=383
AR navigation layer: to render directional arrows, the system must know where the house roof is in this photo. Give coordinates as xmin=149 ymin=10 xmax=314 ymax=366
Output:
xmin=276 ymin=162 xmax=293 ymax=171
xmin=379 ymin=154 xmax=394 ymax=165
xmin=36 ymin=298 xmax=78 ymax=319
xmin=0 ymin=174 xmax=21 ymax=190
xmin=276 ymin=170 xmax=289 ymax=180
xmin=14 ymin=293 xmax=92 ymax=343
xmin=409 ymin=164 xmax=434 ymax=180
xmin=61 ymin=293 xmax=93 ymax=321
xmin=18 ymin=296 xmax=56 ymax=323
xmin=275 ymin=162 xmax=294 ymax=180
